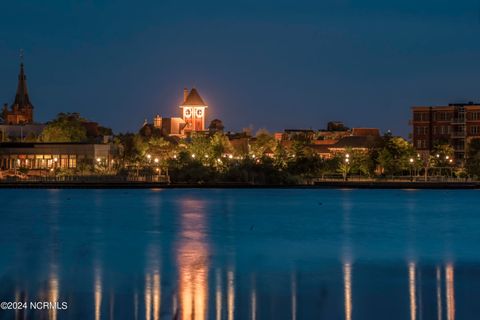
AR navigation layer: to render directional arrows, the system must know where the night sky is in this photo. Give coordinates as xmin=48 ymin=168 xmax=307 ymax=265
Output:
xmin=1 ymin=0 xmax=480 ymax=137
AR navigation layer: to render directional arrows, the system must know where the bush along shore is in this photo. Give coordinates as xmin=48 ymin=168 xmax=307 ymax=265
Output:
xmin=4 ymin=121 xmax=480 ymax=186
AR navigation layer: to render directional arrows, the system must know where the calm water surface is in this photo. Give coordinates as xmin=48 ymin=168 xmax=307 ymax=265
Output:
xmin=0 ymin=189 xmax=480 ymax=319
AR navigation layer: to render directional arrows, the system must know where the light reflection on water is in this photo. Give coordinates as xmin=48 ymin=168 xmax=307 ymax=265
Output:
xmin=177 ymin=199 xmax=209 ymax=320
xmin=0 ymin=189 xmax=479 ymax=319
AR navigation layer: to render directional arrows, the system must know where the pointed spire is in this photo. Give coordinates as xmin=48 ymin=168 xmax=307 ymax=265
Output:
xmin=12 ymin=51 xmax=33 ymax=110
xmin=181 ymin=88 xmax=207 ymax=106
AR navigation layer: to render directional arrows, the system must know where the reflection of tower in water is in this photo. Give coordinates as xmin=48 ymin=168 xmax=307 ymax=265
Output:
xmin=177 ymin=199 xmax=209 ymax=320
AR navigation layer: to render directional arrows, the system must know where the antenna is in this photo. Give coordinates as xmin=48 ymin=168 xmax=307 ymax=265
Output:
xmin=19 ymin=49 xmax=24 ymax=64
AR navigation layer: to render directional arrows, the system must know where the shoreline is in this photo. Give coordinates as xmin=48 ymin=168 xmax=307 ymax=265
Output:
xmin=0 ymin=181 xmax=479 ymax=189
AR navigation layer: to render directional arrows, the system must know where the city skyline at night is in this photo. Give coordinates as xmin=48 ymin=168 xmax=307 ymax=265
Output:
xmin=2 ymin=0 xmax=480 ymax=136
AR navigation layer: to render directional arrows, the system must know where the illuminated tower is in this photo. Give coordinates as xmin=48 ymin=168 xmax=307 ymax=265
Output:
xmin=179 ymin=88 xmax=208 ymax=132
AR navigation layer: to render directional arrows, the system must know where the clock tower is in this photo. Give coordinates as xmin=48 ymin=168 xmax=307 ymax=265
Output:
xmin=179 ymin=88 xmax=208 ymax=132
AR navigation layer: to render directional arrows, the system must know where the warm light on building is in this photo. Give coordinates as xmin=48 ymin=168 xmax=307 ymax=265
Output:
xmin=180 ymin=88 xmax=208 ymax=133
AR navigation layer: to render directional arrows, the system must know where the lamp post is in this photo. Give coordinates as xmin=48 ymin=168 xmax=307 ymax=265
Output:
xmin=409 ymin=158 xmax=414 ymax=181
xmin=53 ymin=157 xmax=58 ymax=179
xmin=342 ymin=154 xmax=350 ymax=181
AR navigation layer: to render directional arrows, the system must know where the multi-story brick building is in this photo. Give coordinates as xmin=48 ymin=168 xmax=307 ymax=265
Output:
xmin=411 ymin=102 xmax=480 ymax=160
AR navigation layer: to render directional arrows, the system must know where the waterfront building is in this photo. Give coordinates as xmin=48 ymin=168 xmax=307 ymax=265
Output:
xmin=326 ymin=134 xmax=383 ymax=155
xmin=152 ymin=116 xmax=186 ymax=137
xmin=1 ymin=61 xmax=34 ymax=125
xmin=0 ymin=142 xmax=113 ymax=170
xmin=277 ymin=126 xmax=382 ymax=158
xmin=144 ymin=87 xmax=208 ymax=137
xmin=411 ymin=102 xmax=480 ymax=160
xmin=180 ymin=87 xmax=208 ymax=133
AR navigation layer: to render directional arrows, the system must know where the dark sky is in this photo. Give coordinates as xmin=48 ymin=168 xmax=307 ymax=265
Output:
xmin=1 ymin=0 xmax=480 ymax=137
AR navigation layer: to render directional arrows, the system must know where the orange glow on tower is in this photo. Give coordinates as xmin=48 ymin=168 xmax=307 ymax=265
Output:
xmin=179 ymin=88 xmax=208 ymax=132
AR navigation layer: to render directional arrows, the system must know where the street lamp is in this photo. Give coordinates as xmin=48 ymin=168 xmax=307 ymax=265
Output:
xmin=53 ymin=157 xmax=59 ymax=178
xmin=409 ymin=158 xmax=414 ymax=179
xmin=191 ymin=153 xmax=196 ymax=159
xmin=154 ymin=158 xmax=159 ymax=164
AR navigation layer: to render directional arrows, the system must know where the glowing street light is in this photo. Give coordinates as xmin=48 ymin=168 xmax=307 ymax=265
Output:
xmin=228 ymin=154 xmax=233 ymax=159
xmin=191 ymin=153 xmax=196 ymax=159
xmin=96 ymin=157 xmax=101 ymax=163
xmin=154 ymin=158 xmax=159 ymax=163
xmin=409 ymin=158 xmax=414 ymax=163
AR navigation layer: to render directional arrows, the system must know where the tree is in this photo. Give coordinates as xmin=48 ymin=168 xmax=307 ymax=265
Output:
xmin=208 ymin=119 xmax=225 ymax=134
xmin=40 ymin=113 xmax=87 ymax=142
xmin=146 ymin=137 xmax=175 ymax=162
xmin=376 ymin=136 xmax=415 ymax=175
xmin=337 ymin=160 xmax=351 ymax=181
xmin=466 ymin=138 xmax=480 ymax=178
xmin=115 ymin=133 xmax=147 ymax=165
xmin=273 ymin=141 xmax=288 ymax=169
xmin=210 ymin=132 xmax=233 ymax=158
xmin=287 ymin=153 xmax=324 ymax=181
xmin=432 ymin=143 xmax=455 ymax=168
xmin=250 ymin=129 xmax=276 ymax=157
xmin=187 ymin=133 xmax=214 ymax=161
xmin=350 ymin=150 xmax=375 ymax=177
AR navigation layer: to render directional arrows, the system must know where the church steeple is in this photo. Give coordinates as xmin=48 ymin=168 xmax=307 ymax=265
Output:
xmin=1 ymin=53 xmax=35 ymax=124
xmin=12 ymin=58 xmax=33 ymax=110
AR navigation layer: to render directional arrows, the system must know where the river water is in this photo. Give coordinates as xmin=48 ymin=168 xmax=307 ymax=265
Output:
xmin=0 ymin=188 xmax=479 ymax=319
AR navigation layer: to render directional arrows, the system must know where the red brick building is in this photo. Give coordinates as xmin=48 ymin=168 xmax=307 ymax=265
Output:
xmin=411 ymin=102 xmax=480 ymax=160
xmin=179 ymin=88 xmax=208 ymax=133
